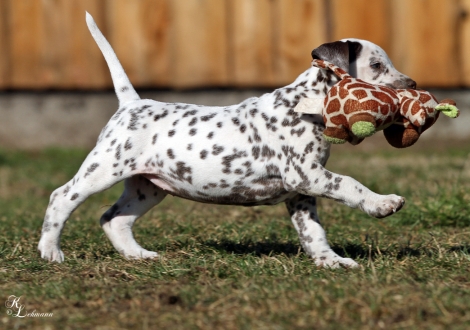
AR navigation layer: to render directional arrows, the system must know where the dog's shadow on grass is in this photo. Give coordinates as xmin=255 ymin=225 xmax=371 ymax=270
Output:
xmin=449 ymin=244 xmax=470 ymax=253
xmin=332 ymin=243 xmax=423 ymax=260
xmin=204 ymin=239 xmax=374 ymax=258
xmin=205 ymin=239 xmax=301 ymax=257
xmin=204 ymin=239 xmax=426 ymax=260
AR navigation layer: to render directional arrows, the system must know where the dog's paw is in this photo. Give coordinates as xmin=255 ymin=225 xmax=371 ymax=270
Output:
xmin=313 ymin=253 xmax=360 ymax=269
xmin=334 ymin=257 xmax=360 ymax=269
xmin=123 ymin=248 xmax=158 ymax=260
xmin=38 ymin=240 xmax=64 ymax=263
xmin=362 ymin=194 xmax=405 ymax=218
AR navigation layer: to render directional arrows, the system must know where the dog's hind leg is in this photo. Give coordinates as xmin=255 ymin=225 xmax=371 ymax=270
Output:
xmin=286 ymin=194 xmax=359 ymax=268
xmin=100 ymin=175 xmax=166 ymax=260
xmin=38 ymin=151 xmax=126 ymax=262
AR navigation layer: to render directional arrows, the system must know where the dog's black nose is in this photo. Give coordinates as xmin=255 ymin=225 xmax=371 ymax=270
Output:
xmin=406 ymin=78 xmax=417 ymax=89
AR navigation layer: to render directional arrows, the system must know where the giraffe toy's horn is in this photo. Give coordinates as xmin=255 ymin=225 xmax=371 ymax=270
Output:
xmin=311 ymin=59 xmax=351 ymax=80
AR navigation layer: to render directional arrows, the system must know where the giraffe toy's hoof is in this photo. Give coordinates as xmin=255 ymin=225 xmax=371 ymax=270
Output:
xmin=351 ymin=121 xmax=376 ymax=138
xmin=324 ymin=135 xmax=347 ymax=144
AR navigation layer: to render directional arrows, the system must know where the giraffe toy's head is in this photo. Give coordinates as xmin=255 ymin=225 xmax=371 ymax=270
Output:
xmin=383 ymin=91 xmax=459 ymax=148
xmin=298 ymin=59 xmax=459 ymax=148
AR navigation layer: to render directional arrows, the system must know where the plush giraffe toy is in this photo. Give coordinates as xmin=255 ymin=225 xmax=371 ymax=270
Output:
xmin=296 ymin=59 xmax=459 ymax=148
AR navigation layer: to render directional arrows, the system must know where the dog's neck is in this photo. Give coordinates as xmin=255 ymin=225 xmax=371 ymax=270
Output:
xmin=263 ymin=66 xmax=340 ymax=119
xmin=282 ymin=66 xmax=341 ymax=99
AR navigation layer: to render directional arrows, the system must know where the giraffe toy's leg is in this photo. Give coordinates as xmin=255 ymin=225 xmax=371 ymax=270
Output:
xmin=323 ymin=127 xmax=349 ymax=144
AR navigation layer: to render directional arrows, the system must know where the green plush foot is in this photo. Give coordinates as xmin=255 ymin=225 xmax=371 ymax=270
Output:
xmin=324 ymin=134 xmax=346 ymax=144
xmin=436 ymin=104 xmax=459 ymax=118
xmin=351 ymin=121 xmax=376 ymax=138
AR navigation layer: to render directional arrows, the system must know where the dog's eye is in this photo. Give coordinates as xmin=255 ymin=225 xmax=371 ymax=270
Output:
xmin=370 ymin=62 xmax=382 ymax=70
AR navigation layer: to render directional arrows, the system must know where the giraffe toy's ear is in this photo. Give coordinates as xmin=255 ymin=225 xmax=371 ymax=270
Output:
xmin=293 ymin=97 xmax=325 ymax=115
xmin=435 ymin=99 xmax=460 ymax=118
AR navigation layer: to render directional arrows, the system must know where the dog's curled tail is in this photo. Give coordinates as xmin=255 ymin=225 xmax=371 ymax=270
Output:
xmin=86 ymin=12 xmax=140 ymax=106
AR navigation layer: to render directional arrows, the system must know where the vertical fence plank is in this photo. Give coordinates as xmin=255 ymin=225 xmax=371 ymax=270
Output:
xmin=460 ymin=0 xmax=470 ymax=86
xmin=139 ymin=0 xmax=171 ymax=87
xmin=9 ymin=0 xmax=43 ymax=88
xmin=38 ymin=0 xmax=68 ymax=87
xmin=61 ymin=0 xmax=109 ymax=89
xmin=228 ymin=0 xmax=275 ymax=87
xmin=0 ymin=1 xmax=8 ymax=88
xmin=276 ymin=0 xmax=327 ymax=85
xmin=39 ymin=0 xmax=80 ymax=88
xmin=330 ymin=0 xmax=391 ymax=53
xmin=106 ymin=0 xmax=171 ymax=88
xmin=390 ymin=0 xmax=460 ymax=87
xmin=170 ymin=0 xmax=228 ymax=88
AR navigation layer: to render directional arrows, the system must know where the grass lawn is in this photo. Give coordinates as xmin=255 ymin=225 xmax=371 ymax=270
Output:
xmin=0 ymin=141 xmax=470 ymax=329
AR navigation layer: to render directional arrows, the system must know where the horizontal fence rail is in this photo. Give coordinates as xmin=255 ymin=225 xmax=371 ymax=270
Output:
xmin=0 ymin=0 xmax=469 ymax=90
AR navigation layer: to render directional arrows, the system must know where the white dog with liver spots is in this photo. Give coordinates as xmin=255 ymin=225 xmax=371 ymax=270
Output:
xmin=38 ymin=13 xmax=415 ymax=268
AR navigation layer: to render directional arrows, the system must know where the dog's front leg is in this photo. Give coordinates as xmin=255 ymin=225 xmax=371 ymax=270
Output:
xmin=286 ymin=194 xmax=359 ymax=268
xmin=283 ymin=162 xmax=404 ymax=268
xmin=286 ymin=162 xmax=405 ymax=219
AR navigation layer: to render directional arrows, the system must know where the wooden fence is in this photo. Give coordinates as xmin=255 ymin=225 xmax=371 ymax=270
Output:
xmin=0 ymin=0 xmax=470 ymax=89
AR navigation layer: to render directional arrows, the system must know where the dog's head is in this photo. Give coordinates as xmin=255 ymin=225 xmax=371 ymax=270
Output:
xmin=311 ymin=38 xmax=416 ymax=89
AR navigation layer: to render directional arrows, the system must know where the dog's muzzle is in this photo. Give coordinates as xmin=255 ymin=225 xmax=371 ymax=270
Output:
xmin=387 ymin=78 xmax=417 ymax=89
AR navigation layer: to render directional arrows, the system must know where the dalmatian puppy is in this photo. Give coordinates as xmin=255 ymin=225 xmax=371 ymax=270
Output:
xmin=38 ymin=13 xmax=415 ymax=268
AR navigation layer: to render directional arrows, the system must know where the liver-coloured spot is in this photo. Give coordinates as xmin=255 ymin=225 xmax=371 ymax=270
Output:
xmin=401 ymin=98 xmax=411 ymax=115
xmin=339 ymin=87 xmax=349 ymax=99
xmin=352 ymin=89 xmax=368 ymax=100
xmin=419 ymin=93 xmax=431 ymax=104
xmin=343 ymin=99 xmax=360 ymax=114
xmin=329 ymin=87 xmax=337 ymax=97
xmin=359 ymin=99 xmax=381 ymax=112
xmin=326 ymin=98 xmax=341 ymax=114
xmin=371 ymin=90 xmax=393 ymax=104
xmin=330 ymin=114 xmax=348 ymax=126
xmin=411 ymin=102 xmax=422 ymax=115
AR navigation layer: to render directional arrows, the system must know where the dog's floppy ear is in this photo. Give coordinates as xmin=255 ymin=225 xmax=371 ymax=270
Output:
xmin=311 ymin=41 xmax=362 ymax=73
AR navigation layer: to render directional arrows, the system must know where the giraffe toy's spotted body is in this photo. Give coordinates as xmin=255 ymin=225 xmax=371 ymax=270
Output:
xmin=309 ymin=59 xmax=459 ymax=148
